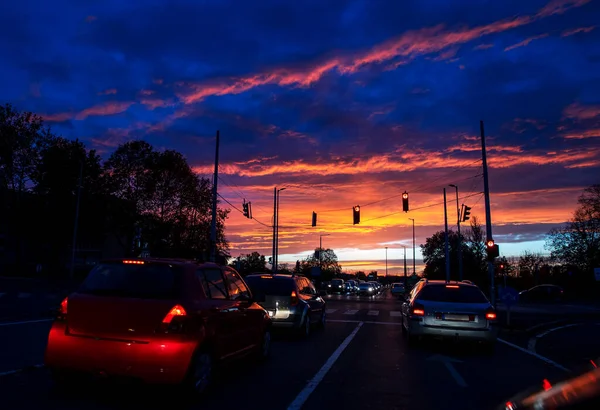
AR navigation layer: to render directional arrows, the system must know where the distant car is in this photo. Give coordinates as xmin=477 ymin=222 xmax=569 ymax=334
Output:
xmin=358 ymin=282 xmax=376 ymax=296
xmin=243 ymin=274 xmax=326 ymax=337
xmin=519 ymin=284 xmax=563 ymax=303
xmin=45 ymin=259 xmax=271 ymax=395
xmin=401 ymin=280 xmax=498 ymax=351
xmin=391 ymin=283 xmax=406 ymax=297
xmin=329 ymin=279 xmax=345 ymax=294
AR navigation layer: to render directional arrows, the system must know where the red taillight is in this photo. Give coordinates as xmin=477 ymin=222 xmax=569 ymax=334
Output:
xmin=60 ymin=297 xmax=68 ymax=315
xmin=542 ymin=379 xmax=552 ymax=391
xmin=123 ymin=260 xmax=144 ymax=264
xmin=290 ymin=290 xmax=299 ymax=306
xmin=485 ymin=309 xmax=497 ymax=321
xmin=411 ymin=303 xmax=425 ymax=316
xmin=162 ymin=305 xmax=186 ymax=324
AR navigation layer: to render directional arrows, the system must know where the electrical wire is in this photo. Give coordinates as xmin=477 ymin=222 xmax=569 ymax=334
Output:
xmin=217 ymin=193 xmax=271 ymax=228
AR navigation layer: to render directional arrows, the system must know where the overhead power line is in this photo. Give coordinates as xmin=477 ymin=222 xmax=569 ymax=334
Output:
xmin=217 ymin=193 xmax=271 ymax=228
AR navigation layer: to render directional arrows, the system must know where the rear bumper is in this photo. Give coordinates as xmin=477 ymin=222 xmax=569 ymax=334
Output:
xmin=44 ymin=322 xmax=197 ymax=384
xmin=409 ymin=322 xmax=499 ymax=342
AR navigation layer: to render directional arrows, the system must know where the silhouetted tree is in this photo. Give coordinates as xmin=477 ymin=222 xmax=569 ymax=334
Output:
xmin=230 ymin=252 xmax=267 ymax=276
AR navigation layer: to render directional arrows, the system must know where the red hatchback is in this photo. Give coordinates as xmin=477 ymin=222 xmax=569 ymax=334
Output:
xmin=45 ymin=258 xmax=271 ymax=394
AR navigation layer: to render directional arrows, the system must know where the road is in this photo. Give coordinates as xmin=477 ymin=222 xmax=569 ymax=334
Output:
xmin=1 ymin=290 xmax=597 ymax=410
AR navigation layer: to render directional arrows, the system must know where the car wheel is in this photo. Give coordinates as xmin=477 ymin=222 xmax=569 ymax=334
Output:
xmin=187 ymin=350 xmax=213 ymax=397
xmin=258 ymin=328 xmax=271 ymax=361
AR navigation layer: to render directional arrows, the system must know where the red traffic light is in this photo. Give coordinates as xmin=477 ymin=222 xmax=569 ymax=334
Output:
xmin=402 ymin=192 xmax=408 ymax=199
xmin=354 ymin=206 xmax=360 ymax=212
xmin=486 ymin=240 xmax=495 ymax=248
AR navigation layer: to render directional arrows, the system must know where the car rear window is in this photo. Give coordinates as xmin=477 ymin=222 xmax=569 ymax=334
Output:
xmin=78 ymin=262 xmax=181 ymax=299
xmin=244 ymin=276 xmax=295 ymax=296
xmin=417 ymin=284 xmax=488 ymax=304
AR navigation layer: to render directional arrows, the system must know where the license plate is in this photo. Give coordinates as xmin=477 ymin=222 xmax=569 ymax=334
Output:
xmin=444 ymin=314 xmax=469 ymax=321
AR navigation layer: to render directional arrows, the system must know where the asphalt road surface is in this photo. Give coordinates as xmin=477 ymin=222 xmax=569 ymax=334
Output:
xmin=1 ymin=290 xmax=596 ymax=410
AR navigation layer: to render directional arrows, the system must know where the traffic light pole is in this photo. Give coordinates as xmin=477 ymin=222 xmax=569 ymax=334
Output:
xmin=480 ymin=121 xmax=496 ymax=306
xmin=450 ymin=185 xmax=464 ymax=281
xmin=443 ymin=188 xmax=450 ymax=282
xmin=272 ymin=187 xmax=277 ymax=273
xmin=209 ymin=131 xmax=220 ymax=263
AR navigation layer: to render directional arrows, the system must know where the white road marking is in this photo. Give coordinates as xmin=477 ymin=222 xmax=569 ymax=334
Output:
xmin=497 ymin=338 xmax=570 ymax=372
xmin=329 ymin=319 xmax=402 ymax=326
xmin=0 ymin=318 xmax=53 ymax=327
xmin=325 ymin=309 xmax=338 ymax=314
xmin=287 ymin=322 xmax=363 ymax=410
xmin=367 ymin=310 xmax=379 ymax=316
xmin=17 ymin=293 xmax=31 ymax=298
xmin=0 ymin=364 xmax=44 ymax=378
xmin=528 ymin=323 xmax=590 ymax=353
xmin=390 ymin=311 xmax=402 ymax=317
xmin=427 ymin=354 xmax=467 ymax=387
xmin=343 ymin=309 xmax=358 ymax=315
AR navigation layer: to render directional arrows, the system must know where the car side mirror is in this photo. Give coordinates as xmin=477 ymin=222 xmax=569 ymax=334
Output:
xmin=319 ymin=290 xmax=327 ymax=296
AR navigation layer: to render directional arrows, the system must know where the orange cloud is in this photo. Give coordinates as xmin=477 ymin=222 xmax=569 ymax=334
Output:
xmin=180 ymin=0 xmax=589 ymax=104
xmin=563 ymin=128 xmax=600 ymax=139
xmin=504 ymin=33 xmax=549 ymax=51
xmin=563 ymin=102 xmax=600 ymax=121
xmin=561 ymin=25 xmax=596 ymax=36
xmin=43 ymin=101 xmax=134 ymax=122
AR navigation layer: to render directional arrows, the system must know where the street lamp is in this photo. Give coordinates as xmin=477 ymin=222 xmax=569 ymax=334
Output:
xmin=408 ymin=218 xmax=416 ymax=275
xmin=274 ymin=187 xmax=287 ymax=273
xmin=449 ymin=184 xmax=464 ymax=281
xmin=319 ymin=234 xmax=330 ymax=270
xmin=385 ymin=247 xmax=388 ymax=277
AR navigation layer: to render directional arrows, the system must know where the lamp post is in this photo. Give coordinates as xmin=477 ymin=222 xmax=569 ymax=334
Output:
xmin=274 ymin=187 xmax=286 ymax=273
xmin=449 ymin=184 xmax=464 ymax=281
xmin=385 ymin=247 xmax=388 ymax=277
xmin=408 ymin=218 xmax=416 ymax=275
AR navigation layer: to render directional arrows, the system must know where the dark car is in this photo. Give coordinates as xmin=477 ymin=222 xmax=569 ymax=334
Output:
xmin=519 ymin=284 xmax=564 ymax=303
xmin=329 ymin=278 xmax=345 ymax=294
xmin=45 ymin=259 xmax=271 ymax=395
xmin=244 ymin=274 xmax=326 ymax=337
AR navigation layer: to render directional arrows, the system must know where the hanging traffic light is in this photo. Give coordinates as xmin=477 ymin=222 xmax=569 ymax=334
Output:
xmin=312 ymin=212 xmax=317 ymax=227
xmin=486 ymin=239 xmax=499 ymax=261
xmin=242 ymin=202 xmax=250 ymax=218
xmin=353 ymin=205 xmax=360 ymax=225
xmin=402 ymin=192 xmax=409 ymax=212
xmin=461 ymin=204 xmax=472 ymax=222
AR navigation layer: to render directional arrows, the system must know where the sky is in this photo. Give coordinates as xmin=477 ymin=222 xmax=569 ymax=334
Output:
xmin=2 ymin=0 xmax=599 ymax=274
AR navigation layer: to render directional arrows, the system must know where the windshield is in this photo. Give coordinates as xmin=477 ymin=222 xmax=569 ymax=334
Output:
xmin=331 ymin=279 xmax=344 ymax=285
xmin=78 ymin=262 xmax=181 ymax=299
xmin=359 ymin=283 xmax=372 ymax=288
xmin=417 ymin=284 xmax=489 ymax=304
xmin=244 ymin=276 xmax=295 ymax=296
xmin=393 ymin=283 xmax=403 ymax=288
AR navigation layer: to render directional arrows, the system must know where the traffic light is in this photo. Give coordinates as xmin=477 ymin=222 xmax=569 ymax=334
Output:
xmin=312 ymin=212 xmax=317 ymax=227
xmin=486 ymin=239 xmax=499 ymax=261
xmin=353 ymin=205 xmax=360 ymax=225
xmin=402 ymin=192 xmax=409 ymax=212
xmin=461 ymin=204 xmax=471 ymax=222
xmin=242 ymin=202 xmax=250 ymax=218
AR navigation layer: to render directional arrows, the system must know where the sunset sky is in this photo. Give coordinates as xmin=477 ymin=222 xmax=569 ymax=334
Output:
xmin=2 ymin=0 xmax=599 ymax=274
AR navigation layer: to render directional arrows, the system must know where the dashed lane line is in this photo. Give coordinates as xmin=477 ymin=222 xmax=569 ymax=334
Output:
xmin=367 ymin=310 xmax=379 ymax=316
xmin=343 ymin=309 xmax=359 ymax=315
xmin=390 ymin=311 xmax=402 ymax=317
xmin=325 ymin=309 xmax=338 ymax=314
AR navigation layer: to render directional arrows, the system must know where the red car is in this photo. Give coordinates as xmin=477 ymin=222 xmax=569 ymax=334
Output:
xmin=45 ymin=258 xmax=271 ymax=394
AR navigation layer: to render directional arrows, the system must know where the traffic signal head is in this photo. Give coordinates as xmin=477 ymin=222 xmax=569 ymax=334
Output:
xmin=486 ymin=240 xmax=499 ymax=260
xmin=486 ymin=239 xmax=494 ymax=248
xmin=312 ymin=211 xmax=317 ymax=227
xmin=462 ymin=205 xmax=472 ymax=222
xmin=353 ymin=205 xmax=360 ymax=225
xmin=242 ymin=202 xmax=249 ymax=218
xmin=402 ymin=191 xmax=409 ymax=212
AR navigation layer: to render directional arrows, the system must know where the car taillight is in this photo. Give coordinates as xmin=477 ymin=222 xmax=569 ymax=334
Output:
xmin=485 ymin=308 xmax=497 ymax=321
xmin=290 ymin=290 xmax=299 ymax=306
xmin=411 ymin=303 xmax=425 ymax=316
xmin=60 ymin=297 xmax=68 ymax=315
xmin=159 ymin=305 xmax=187 ymax=333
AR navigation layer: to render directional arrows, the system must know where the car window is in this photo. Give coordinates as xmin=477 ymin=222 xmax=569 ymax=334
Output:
xmin=417 ymin=284 xmax=488 ymax=304
xmin=244 ymin=276 xmax=295 ymax=296
xmin=331 ymin=279 xmax=343 ymax=285
xmin=298 ymin=277 xmax=315 ymax=295
xmin=223 ymin=269 xmax=251 ymax=301
xmin=78 ymin=262 xmax=181 ymax=299
xmin=197 ymin=269 xmax=228 ymax=300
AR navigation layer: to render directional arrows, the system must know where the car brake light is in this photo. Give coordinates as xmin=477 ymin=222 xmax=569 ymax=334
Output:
xmin=123 ymin=260 xmax=144 ymax=264
xmin=60 ymin=297 xmax=68 ymax=315
xmin=290 ymin=290 xmax=299 ymax=306
xmin=162 ymin=305 xmax=186 ymax=324
xmin=485 ymin=309 xmax=497 ymax=320
xmin=445 ymin=285 xmax=459 ymax=289
xmin=411 ymin=303 xmax=425 ymax=316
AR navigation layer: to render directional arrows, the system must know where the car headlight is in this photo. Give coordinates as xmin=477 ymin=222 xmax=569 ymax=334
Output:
xmin=368 ymin=287 xmax=373 ymax=291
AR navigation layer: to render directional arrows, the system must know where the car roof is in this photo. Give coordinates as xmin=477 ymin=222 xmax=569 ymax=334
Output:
xmin=422 ymin=280 xmax=476 ymax=287
xmin=98 ymin=258 xmax=224 ymax=269
xmin=245 ymin=274 xmax=302 ymax=280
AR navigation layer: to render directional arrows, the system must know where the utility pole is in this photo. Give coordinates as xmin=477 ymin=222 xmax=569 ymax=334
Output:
xmin=409 ymin=218 xmax=416 ymax=275
xmin=272 ymin=187 xmax=277 ymax=273
xmin=480 ymin=120 xmax=496 ymax=305
xmin=385 ymin=247 xmax=388 ymax=277
xmin=209 ymin=131 xmax=220 ymax=263
xmin=443 ymin=188 xmax=450 ymax=282
xmin=449 ymin=184 xmax=464 ymax=281
xmin=403 ymin=246 xmax=407 ymax=288
xmin=70 ymin=160 xmax=83 ymax=280
xmin=275 ymin=187 xmax=287 ymax=273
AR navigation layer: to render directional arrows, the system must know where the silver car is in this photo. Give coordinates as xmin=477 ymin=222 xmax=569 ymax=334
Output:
xmin=401 ymin=280 xmax=498 ymax=350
